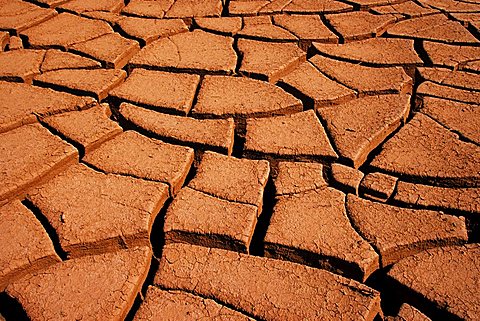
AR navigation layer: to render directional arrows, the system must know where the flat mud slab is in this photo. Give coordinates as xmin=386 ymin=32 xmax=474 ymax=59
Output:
xmin=0 ymin=1 xmax=478 ymax=320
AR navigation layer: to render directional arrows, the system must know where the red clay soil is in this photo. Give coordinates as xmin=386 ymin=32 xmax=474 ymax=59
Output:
xmin=119 ymin=102 xmax=235 ymax=154
xmin=244 ymin=109 xmax=338 ymax=161
xmin=69 ymin=33 xmax=140 ymax=69
xmin=278 ymin=60 xmax=355 ymax=108
xmin=0 ymin=2 xmax=479 ymax=320
xmin=0 ymin=49 xmax=45 ymax=83
xmin=388 ymin=244 xmax=480 ymax=321
xmin=117 ymin=16 xmax=188 ymax=45
xmin=370 ymin=113 xmax=480 ymax=187
xmin=237 ymin=16 xmax=298 ymax=42
xmin=129 ymin=29 xmax=237 ymax=74
xmin=6 ymin=246 xmax=152 ymax=321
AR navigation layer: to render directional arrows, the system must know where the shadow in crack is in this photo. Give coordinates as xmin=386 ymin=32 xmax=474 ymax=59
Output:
xmin=0 ymin=293 xmax=29 ymax=321
xmin=249 ymin=175 xmax=276 ymax=256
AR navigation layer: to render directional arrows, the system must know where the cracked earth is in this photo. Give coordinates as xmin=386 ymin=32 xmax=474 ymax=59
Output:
xmin=0 ymin=0 xmax=479 ymax=320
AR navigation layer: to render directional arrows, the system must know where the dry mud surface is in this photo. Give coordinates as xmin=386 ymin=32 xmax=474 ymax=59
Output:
xmin=0 ymin=0 xmax=479 ymax=320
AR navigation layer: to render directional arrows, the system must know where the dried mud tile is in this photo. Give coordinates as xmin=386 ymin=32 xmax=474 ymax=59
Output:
xmin=164 ymin=187 xmax=258 ymax=252
xmin=134 ymin=287 xmax=254 ymax=321
xmin=20 ymin=13 xmax=113 ymax=50
xmin=110 ymin=69 xmax=200 ymax=115
xmin=313 ymin=37 xmax=422 ymax=66
xmin=278 ymin=60 xmax=356 ymax=108
xmin=372 ymin=1 xmax=438 ymax=18
xmin=310 ymin=54 xmax=412 ymax=95
xmin=348 ymin=0 xmax=409 ymax=7
xmin=228 ymin=1 xmax=270 ymax=16
xmin=121 ymin=0 xmax=174 ymax=19
xmin=0 ymin=31 xmax=9 ymax=51
xmin=156 ymin=243 xmax=382 ymax=320
xmin=195 ymin=17 xmax=242 ymax=36
xmin=7 ymin=36 xmax=23 ymax=50
xmin=188 ymin=151 xmax=270 ymax=208
xmin=417 ymin=67 xmax=480 ymax=91
xmin=264 ymin=188 xmax=379 ymax=281
xmin=192 ymin=75 xmax=302 ymax=118
xmin=417 ymin=81 xmax=480 ymax=104
xmin=423 ymin=41 xmax=480 ymax=69
xmin=165 ymin=0 xmax=223 ymax=18
xmin=0 ymin=81 xmax=95 ymax=134
xmin=41 ymin=49 xmax=101 ymax=72
xmin=0 ymin=200 xmax=60 ymax=290
xmin=347 ymin=194 xmax=468 ymax=267
xmin=389 ymin=303 xmax=432 ymax=321
xmin=237 ymin=38 xmax=305 ymax=82
xmin=57 ymin=0 xmax=125 ymax=14
xmin=369 ymin=113 xmax=480 ymax=187
xmin=273 ymin=14 xmax=338 ymax=43
xmin=273 ymin=161 xmax=327 ymax=196
xmin=283 ymin=0 xmax=353 ymax=13
xmin=393 ymin=181 xmax=480 ymax=216
xmin=421 ymin=96 xmax=479 ymax=145
xmin=41 ymin=103 xmax=123 ymax=153
xmin=318 ymin=94 xmax=411 ymax=168
xmin=330 ymin=163 xmax=364 ymax=195
xmin=0 ymin=49 xmax=45 ymax=84
xmin=119 ymin=103 xmax=235 ymax=154
xmin=6 ymin=246 xmax=152 ymax=321
xmin=83 ymin=131 xmax=194 ymax=195
xmin=0 ymin=0 xmax=57 ymax=34
xmin=69 ymin=33 xmax=140 ymax=69
xmin=129 ymin=30 xmax=237 ymax=74
xmin=360 ymin=172 xmax=399 ymax=202
xmin=118 ymin=17 xmax=188 ymax=45
xmin=386 ymin=14 xmax=480 ymax=44
xmin=326 ymin=11 xmax=396 ymax=41
xmin=26 ymin=164 xmax=169 ymax=257
xmin=244 ymin=110 xmax=338 ymax=162
xmin=0 ymin=123 xmax=78 ymax=203
xmin=419 ymin=0 xmax=480 ymax=13
xmin=387 ymin=244 xmax=480 ymax=320
xmin=34 ymin=68 xmax=127 ymax=101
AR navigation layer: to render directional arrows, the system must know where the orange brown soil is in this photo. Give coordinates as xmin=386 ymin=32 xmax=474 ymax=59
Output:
xmin=0 ymin=1 xmax=479 ymax=320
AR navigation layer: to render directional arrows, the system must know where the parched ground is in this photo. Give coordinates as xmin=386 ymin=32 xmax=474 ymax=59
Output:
xmin=0 ymin=0 xmax=479 ymax=320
